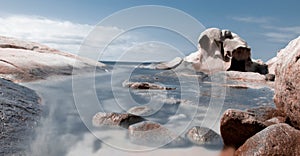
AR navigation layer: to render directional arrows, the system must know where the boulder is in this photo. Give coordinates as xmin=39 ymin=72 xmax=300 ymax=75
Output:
xmin=127 ymin=106 xmax=155 ymax=116
xmin=92 ymin=112 xmax=146 ymax=129
xmin=235 ymin=123 xmax=300 ymax=156
xmin=128 ymin=121 xmax=188 ymax=147
xmin=220 ymin=107 xmax=285 ymax=149
xmin=186 ymin=126 xmax=222 ymax=146
xmin=0 ymin=36 xmax=106 ymax=82
xmin=274 ymin=36 xmax=300 ymax=129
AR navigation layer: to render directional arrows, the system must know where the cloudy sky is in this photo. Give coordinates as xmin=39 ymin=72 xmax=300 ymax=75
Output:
xmin=0 ymin=0 xmax=300 ymax=61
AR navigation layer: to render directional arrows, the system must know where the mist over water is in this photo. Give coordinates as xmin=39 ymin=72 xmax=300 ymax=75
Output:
xmin=22 ymin=62 xmax=275 ymax=155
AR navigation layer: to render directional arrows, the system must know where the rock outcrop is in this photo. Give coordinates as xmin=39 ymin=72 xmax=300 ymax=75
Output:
xmin=235 ymin=123 xmax=300 ymax=156
xmin=274 ymin=36 xmax=300 ymax=129
xmin=186 ymin=126 xmax=222 ymax=147
xmin=0 ymin=36 xmax=106 ymax=82
xmin=184 ymin=28 xmax=268 ymax=74
xmin=0 ymin=78 xmax=41 ymax=155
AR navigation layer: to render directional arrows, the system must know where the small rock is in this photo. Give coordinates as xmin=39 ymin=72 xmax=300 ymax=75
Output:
xmin=265 ymin=73 xmax=275 ymax=81
xmin=186 ymin=126 xmax=222 ymax=146
xmin=123 ymin=81 xmax=175 ymax=90
xmin=235 ymin=123 xmax=300 ymax=156
xmin=92 ymin=112 xmax=146 ymax=129
xmin=127 ymin=106 xmax=154 ymax=116
xmin=128 ymin=121 xmax=188 ymax=147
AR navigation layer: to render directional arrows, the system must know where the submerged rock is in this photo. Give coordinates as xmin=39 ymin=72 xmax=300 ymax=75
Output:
xmin=127 ymin=106 xmax=155 ymax=116
xmin=122 ymin=81 xmax=175 ymax=90
xmin=235 ymin=123 xmax=300 ymax=156
xmin=0 ymin=36 xmax=106 ymax=82
xmin=274 ymin=36 xmax=300 ymax=129
xmin=92 ymin=112 xmax=146 ymax=129
xmin=128 ymin=121 xmax=188 ymax=147
xmin=186 ymin=126 xmax=222 ymax=146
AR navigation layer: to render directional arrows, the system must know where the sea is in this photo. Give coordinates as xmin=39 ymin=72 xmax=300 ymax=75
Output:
xmin=18 ymin=61 xmax=275 ymax=156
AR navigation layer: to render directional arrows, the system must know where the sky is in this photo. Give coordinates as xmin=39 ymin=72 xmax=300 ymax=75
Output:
xmin=0 ymin=0 xmax=300 ymax=62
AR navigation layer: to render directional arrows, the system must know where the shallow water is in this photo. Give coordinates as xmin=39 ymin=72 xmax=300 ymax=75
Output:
xmin=21 ymin=63 xmax=275 ymax=156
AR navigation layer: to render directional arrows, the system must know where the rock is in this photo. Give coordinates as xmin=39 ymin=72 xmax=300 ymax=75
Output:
xmin=128 ymin=121 xmax=188 ymax=147
xmin=235 ymin=123 xmax=300 ymax=156
xmin=0 ymin=36 xmax=106 ymax=82
xmin=155 ymin=57 xmax=183 ymax=70
xmin=92 ymin=112 xmax=146 ymax=129
xmin=220 ymin=109 xmax=267 ymax=149
xmin=127 ymin=106 xmax=155 ymax=116
xmin=122 ymin=81 xmax=175 ymax=90
xmin=265 ymin=73 xmax=275 ymax=81
xmin=274 ymin=36 xmax=300 ymax=129
xmin=186 ymin=126 xmax=222 ymax=146
xmin=220 ymin=107 xmax=285 ymax=149
xmin=0 ymin=78 xmax=41 ymax=155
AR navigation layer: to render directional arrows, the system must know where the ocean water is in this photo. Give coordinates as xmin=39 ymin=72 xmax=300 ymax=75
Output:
xmin=21 ymin=62 xmax=275 ymax=156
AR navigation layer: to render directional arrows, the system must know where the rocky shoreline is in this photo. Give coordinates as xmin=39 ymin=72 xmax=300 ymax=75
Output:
xmin=1 ymin=30 xmax=300 ymax=155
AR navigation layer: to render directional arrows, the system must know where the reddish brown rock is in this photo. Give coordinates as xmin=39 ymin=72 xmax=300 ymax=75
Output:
xmin=235 ymin=123 xmax=300 ymax=156
xmin=92 ymin=112 xmax=146 ymax=129
xmin=274 ymin=36 xmax=300 ymax=129
xmin=220 ymin=109 xmax=267 ymax=149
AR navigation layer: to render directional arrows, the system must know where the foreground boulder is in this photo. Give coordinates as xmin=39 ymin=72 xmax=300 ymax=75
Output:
xmin=220 ymin=107 xmax=285 ymax=149
xmin=274 ymin=36 xmax=300 ymax=129
xmin=128 ymin=121 xmax=187 ymax=147
xmin=235 ymin=123 xmax=300 ymax=156
xmin=92 ymin=112 xmax=146 ymax=129
xmin=0 ymin=36 xmax=105 ymax=82
xmin=0 ymin=78 xmax=41 ymax=155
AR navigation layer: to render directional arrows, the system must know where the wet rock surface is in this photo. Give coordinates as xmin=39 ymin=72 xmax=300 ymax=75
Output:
xmin=235 ymin=123 xmax=300 ymax=156
xmin=186 ymin=126 xmax=222 ymax=147
xmin=123 ymin=81 xmax=175 ymax=90
xmin=92 ymin=112 xmax=146 ymax=129
xmin=128 ymin=121 xmax=188 ymax=148
xmin=127 ymin=106 xmax=155 ymax=116
xmin=274 ymin=36 xmax=300 ymax=129
xmin=0 ymin=78 xmax=41 ymax=155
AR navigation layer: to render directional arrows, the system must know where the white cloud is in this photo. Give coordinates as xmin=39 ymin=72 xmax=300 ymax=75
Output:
xmin=231 ymin=16 xmax=274 ymax=24
xmin=0 ymin=15 xmax=192 ymax=62
xmin=263 ymin=26 xmax=300 ymax=43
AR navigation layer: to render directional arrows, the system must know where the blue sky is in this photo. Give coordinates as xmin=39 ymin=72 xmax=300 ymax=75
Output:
xmin=1 ymin=0 xmax=300 ymax=61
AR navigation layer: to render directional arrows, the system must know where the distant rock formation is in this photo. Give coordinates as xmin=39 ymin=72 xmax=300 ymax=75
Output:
xmin=184 ymin=28 xmax=268 ymax=74
xmin=0 ymin=36 xmax=106 ymax=82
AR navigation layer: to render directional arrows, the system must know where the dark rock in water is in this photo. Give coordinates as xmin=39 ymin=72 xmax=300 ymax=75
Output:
xmin=92 ymin=112 xmax=146 ymax=129
xmin=122 ymin=81 xmax=175 ymax=90
xmin=220 ymin=109 xmax=267 ymax=149
xmin=0 ymin=78 xmax=41 ymax=155
xmin=235 ymin=123 xmax=300 ymax=156
xmin=186 ymin=126 xmax=222 ymax=147
xmin=127 ymin=106 xmax=155 ymax=116
xmin=128 ymin=121 xmax=188 ymax=148
xmin=274 ymin=36 xmax=300 ymax=129
xmin=265 ymin=73 xmax=275 ymax=81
